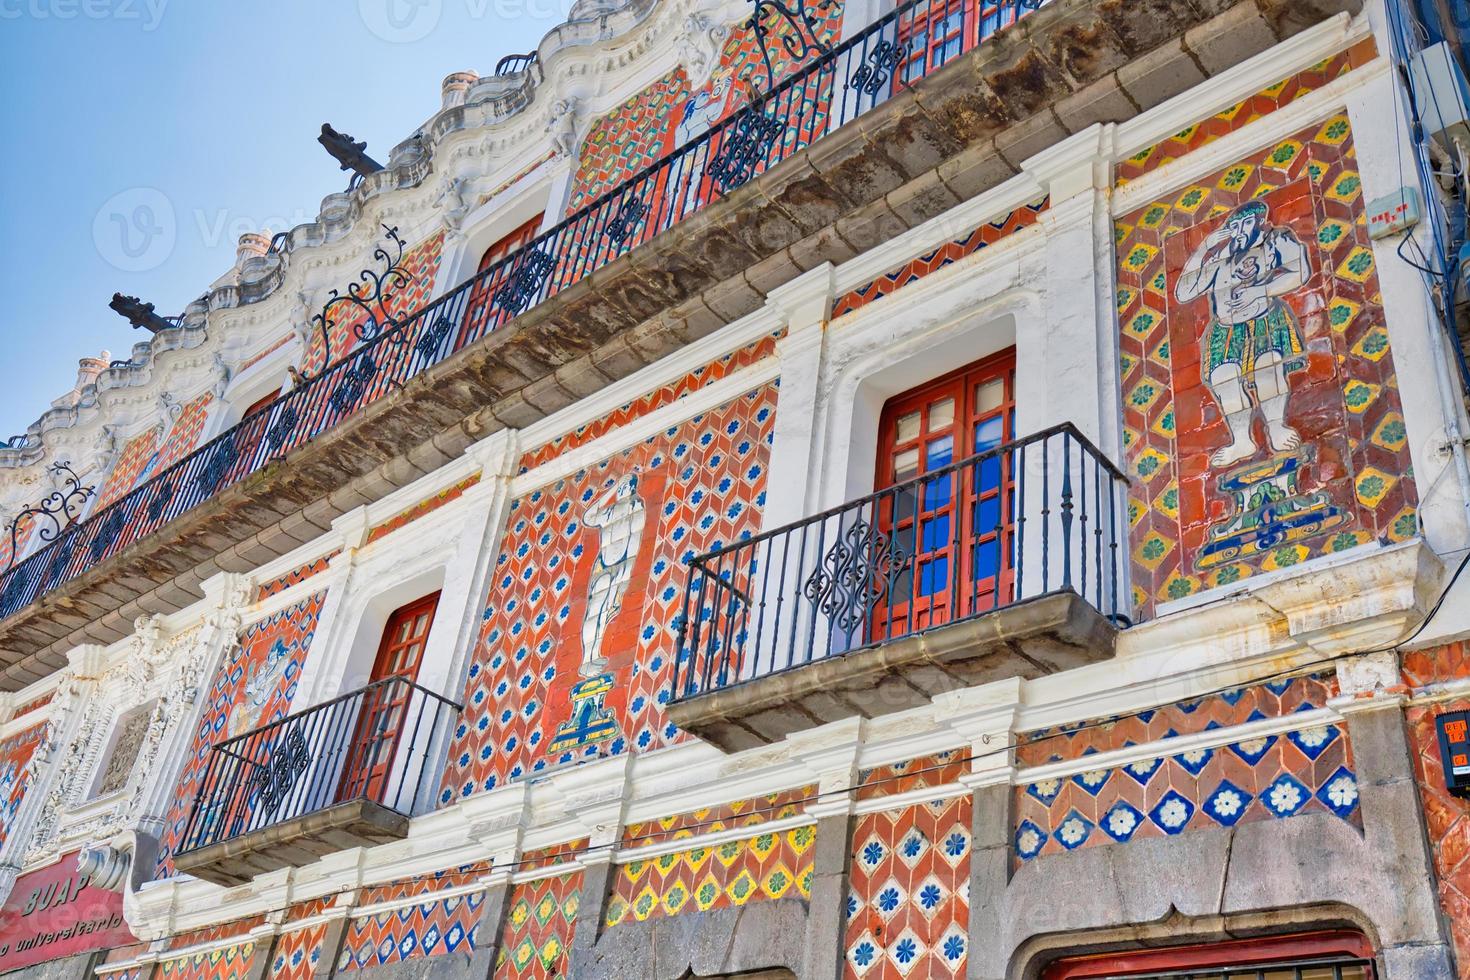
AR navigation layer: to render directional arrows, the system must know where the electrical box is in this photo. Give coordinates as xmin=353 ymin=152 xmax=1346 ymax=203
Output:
xmin=1367 ymin=186 xmax=1422 ymax=239
xmin=1437 ymin=709 xmax=1470 ymax=797
xmin=1408 ymin=41 xmax=1470 ymax=152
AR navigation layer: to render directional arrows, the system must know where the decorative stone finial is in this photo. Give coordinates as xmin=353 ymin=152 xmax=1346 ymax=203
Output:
xmin=441 ymin=71 xmax=479 ymax=110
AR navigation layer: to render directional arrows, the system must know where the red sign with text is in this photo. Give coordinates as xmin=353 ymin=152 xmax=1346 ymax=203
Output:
xmin=0 ymin=851 xmax=135 ymax=969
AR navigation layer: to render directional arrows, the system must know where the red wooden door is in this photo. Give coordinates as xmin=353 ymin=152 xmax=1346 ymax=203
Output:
xmin=1042 ymin=931 xmax=1374 ymax=979
xmin=872 ymin=350 xmax=1016 ymax=640
xmin=338 ymin=591 xmax=440 ymax=802
xmin=456 ymin=214 xmax=544 ymax=349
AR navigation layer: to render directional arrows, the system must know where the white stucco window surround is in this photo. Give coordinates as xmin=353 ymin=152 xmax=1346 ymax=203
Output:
xmin=431 ymin=167 xmax=559 ymax=302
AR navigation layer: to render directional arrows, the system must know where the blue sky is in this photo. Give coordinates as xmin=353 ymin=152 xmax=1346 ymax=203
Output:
xmin=0 ymin=0 xmax=560 ymax=439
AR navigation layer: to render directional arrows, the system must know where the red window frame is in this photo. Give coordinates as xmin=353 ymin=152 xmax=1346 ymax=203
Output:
xmin=872 ymin=349 xmax=1016 ymax=639
xmin=895 ymin=0 xmax=1020 ymax=85
xmin=234 ymin=388 xmax=281 ymax=467
xmin=338 ymin=591 xmax=441 ymax=802
xmin=1043 ymin=931 xmax=1375 ymax=979
xmin=457 ymin=213 xmax=544 ymax=348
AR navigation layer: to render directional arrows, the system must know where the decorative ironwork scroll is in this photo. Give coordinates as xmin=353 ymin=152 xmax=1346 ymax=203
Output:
xmin=248 ymin=728 xmax=312 ymax=815
xmin=329 ymin=353 xmax=379 ymax=415
xmin=87 ymin=505 xmax=129 ymax=563
xmin=604 ymin=198 xmax=648 ymax=244
xmin=413 ymin=314 xmax=454 ymax=361
xmin=264 ymin=405 xmax=301 ymax=455
xmin=194 ymin=437 xmax=240 ymax=496
xmin=745 ymin=0 xmax=838 ymax=93
xmin=5 ymin=462 xmax=94 ymax=572
xmin=801 ymin=519 xmax=909 ymax=632
xmin=310 ymin=224 xmax=415 ymax=369
xmin=708 ymin=113 xmax=787 ymax=193
xmin=146 ymin=480 xmax=174 ymax=523
xmin=493 ymin=248 xmax=556 ymax=315
xmin=849 ymin=39 xmax=904 ymax=94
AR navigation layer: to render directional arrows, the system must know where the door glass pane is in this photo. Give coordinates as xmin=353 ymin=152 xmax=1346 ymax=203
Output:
xmin=896 ymin=411 xmax=921 ymax=444
xmin=926 ymin=434 xmax=954 ymax=468
xmin=894 ymin=448 xmax=920 ymax=482
xmin=929 ymin=397 xmax=955 ymax=430
xmin=918 ymin=556 xmax=948 ymax=596
xmin=976 ymin=378 xmax=1005 ymax=413
xmin=920 ymin=514 xmax=950 ymax=551
xmin=973 ymin=538 xmax=998 ymax=581
xmin=975 ymin=494 xmax=1000 ymax=532
xmin=923 ymin=471 xmax=952 ymax=510
xmin=974 ymin=416 xmax=1003 ymax=451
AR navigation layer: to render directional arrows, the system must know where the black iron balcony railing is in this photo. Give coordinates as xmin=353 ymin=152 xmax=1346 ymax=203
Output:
xmin=671 ymin=423 xmax=1128 ymax=700
xmin=176 ymin=677 xmax=460 ymax=856
xmin=0 ymin=0 xmax=1049 ymax=622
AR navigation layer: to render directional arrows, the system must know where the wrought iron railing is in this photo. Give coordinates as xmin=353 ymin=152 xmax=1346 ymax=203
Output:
xmin=670 ymin=423 xmax=1127 ymax=700
xmin=176 ymin=677 xmax=460 ymax=855
xmin=0 ymin=0 xmax=1049 ymax=622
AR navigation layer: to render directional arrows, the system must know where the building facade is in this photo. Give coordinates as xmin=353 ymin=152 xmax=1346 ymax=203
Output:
xmin=2 ymin=0 xmax=1470 ymax=977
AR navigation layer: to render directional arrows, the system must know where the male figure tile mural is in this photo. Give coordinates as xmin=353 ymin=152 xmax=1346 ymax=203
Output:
xmin=441 ymin=385 xmax=776 ymax=800
xmin=1118 ymin=112 xmax=1418 ymax=613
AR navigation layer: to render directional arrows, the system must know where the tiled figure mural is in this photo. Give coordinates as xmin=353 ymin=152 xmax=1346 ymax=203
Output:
xmin=439 ymin=384 xmax=777 ymax=800
xmin=567 ymin=2 xmax=845 ymax=211
xmin=494 ymin=871 xmax=581 ymax=979
xmin=604 ymin=824 xmax=815 ymax=928
xmin=0 ymin=722 xmax=45 ymax=851
xmin=845 ymin=797 xmax=973 ymax=978
xmin=1403 ymin=642 xmax=1470 ymax=978
xmin=154 ymin=592 xmax=326 ymax=877
xmin=1013 ymin=674 xmax=1358 ymax=864
xmin=1117 ymin=112 xmax=1417 ymax=615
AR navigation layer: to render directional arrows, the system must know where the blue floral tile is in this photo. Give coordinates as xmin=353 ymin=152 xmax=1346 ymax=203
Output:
xmin=1053 ymin=810 xmax=1094 ymax=850
xmin=1100 ymin=800 xmax=1144 ymax=842
xmin=1286 ymin=724 xmax=1338 ymax=761
xmin=1015 ymin=819 xmax=1046 ymax=861
xmin=1203 ymin=779 xmax=1253 ymax=826
xmin=1149 ymin=789 xmax=1196 ymax=834
xmin=1262 ymin=773 xmax=1311 ymax=817
xmin=1316 ymin=766 xmax=1359 ymax=817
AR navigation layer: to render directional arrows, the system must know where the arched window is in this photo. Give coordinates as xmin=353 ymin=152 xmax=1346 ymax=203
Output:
xmin=1043 ymin=931 xmax=1375 ymax=979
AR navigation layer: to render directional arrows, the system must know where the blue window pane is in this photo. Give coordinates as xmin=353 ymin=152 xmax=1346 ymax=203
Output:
xmin=974 ymin=494 xmax=1000 ymax=532
xmin=923 ymin=472 xmax=952 ymax=510
xmin=919 ymin=556 xmax=949 ymax=596
xmin=975 ymin=416 xmax=1003 ymax=450
xmin=978 ymin=456 xmax=1001 ymax=491
xmin=973 ymin=538 xmax=999 ymax=581
xmin=921 ymin=515 xmax=950 ymax=551
xmin=927 ymin=435 xmax=953 ymax=468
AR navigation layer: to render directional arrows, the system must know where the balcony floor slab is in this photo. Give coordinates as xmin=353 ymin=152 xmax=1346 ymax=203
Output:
xmin=173 ymin=798 xmax=410 ymax=887
xmin=667 ymin=589 xmax=1116 ymax=753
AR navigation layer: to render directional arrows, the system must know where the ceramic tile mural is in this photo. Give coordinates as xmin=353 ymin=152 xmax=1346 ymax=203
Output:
xmin=255 ymin=550 xmax=341 ymax=602
xmin=0 ymin=722 xmax=45 ymax=851
xmin=1402 ymin=642 xmax=1470 ymax=979
xmin=516 ymin=331 xmax=782 ymax=474
xmin=1114 ymin=45 xmax=1374 ymax=185
xmin=832 ymin=199 xmax=1048 ymax=319
xmin=1015 ymin=672 xmax=1338 ymax=766
xmin=604 ymin=824 xmax=816 ymax=928
xmin=156 ymin=942 xmax=257 ymax=980
xmin=439 ymin=384 xmax=777 ymax=801
xmin=95 ymin=392 xmax=213 ymax=510
xmin=1117 ymin=112 xmax=1417 ymax=617
xmin=301 ymin=230 xmax=446 ymax=377
xmin=566 ymin=3 xmax=844 ymax=213
xmin=845 ymin=797 xmax=973 ymax=978
xmin=493 ymin=871 xmax=582 ymax=979
xmin=154 ymin=592 xmax=326 ymax=877
xmin=1013 ymin=721 xmax=1360 ymax=865
xmin=268 ymin=923 xmax=330 ymax=980
xmin=622 ymin=786 xmax=815 ymax=849
xmin=366 ymin=474 xmax=481 ymax=544
xmin=337 ymin=891 xmax=484 ymax=970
